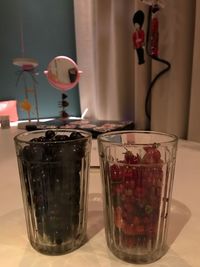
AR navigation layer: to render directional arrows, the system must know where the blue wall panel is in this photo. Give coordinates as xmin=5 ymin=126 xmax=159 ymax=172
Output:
xmin=0 ymin=0 xmax=81 ymax=119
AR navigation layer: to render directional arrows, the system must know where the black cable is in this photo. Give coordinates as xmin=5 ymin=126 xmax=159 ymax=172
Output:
xmin=145 ymin=6 xmax=171 ymax=121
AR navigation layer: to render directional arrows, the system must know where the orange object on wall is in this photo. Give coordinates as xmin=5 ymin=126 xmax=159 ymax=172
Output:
xmin=0 ymin=100 xmax=18 ymax=121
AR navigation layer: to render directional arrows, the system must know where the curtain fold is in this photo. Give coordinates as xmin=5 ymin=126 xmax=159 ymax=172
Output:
xmin=188 ymin=0 xmax=200 ymax=142
xmin=74 ymin=0 xmax=198 ymax=140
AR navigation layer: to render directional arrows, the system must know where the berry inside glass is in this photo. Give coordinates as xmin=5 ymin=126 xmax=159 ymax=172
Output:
xmin=98 ymin=131 xmax=177 ymax=264
xmin=14 ymin=130 xmax=92 ymax=255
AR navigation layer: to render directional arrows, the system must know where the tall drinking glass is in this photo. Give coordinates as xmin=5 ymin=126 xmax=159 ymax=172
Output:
xmin=98 ymin=131 xmax=178 ymax=264
xmin=14 ymin=129 xmax=92 ymax=255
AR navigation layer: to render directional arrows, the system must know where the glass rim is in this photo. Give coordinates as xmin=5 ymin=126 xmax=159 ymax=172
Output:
xmin=97 ymin=130 xmax=178 ymax=146
xmin=14 ymin=129 xmax=92 ymax=144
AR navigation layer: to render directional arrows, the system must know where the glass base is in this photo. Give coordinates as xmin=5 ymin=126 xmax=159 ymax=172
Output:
xmin=109 ymin=244 xmax=168 ymax=264
xmin=30 ymin=236 xmax=87 ymax=255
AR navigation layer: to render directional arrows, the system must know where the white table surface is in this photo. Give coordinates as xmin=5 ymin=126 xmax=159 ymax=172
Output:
xmin=0 ymin=127 xmax=200 ymax=267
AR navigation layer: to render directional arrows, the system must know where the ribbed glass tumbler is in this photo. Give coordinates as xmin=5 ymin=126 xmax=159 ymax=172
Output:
xmin=97 ymin=131 xmax=178 ymax=264
xmin=14 ymin=129 xmax=92 ymax=255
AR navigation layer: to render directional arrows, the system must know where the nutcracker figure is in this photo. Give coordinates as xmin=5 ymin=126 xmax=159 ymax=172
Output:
xmin=132 ymin=10 xmax=145 ymax=65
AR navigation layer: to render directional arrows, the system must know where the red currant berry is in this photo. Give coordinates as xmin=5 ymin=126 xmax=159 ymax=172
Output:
xmin=124 ymin=151 xmax=141 ymax=164
xmin=142 ymin=146 xmax=161 ymax=164
xmin=110 ymin=164 xmax=122 ymax=181
xmin=122 ymin=222 xmax=135 ymax=235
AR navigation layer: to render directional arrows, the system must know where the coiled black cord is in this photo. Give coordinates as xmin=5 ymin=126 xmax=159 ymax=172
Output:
xmin=145 ymin=6 xmax=171 ymax=121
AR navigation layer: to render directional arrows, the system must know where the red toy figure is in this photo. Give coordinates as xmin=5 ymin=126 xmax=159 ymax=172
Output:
xmin=132 ymin=10 xmax=145 ymax=65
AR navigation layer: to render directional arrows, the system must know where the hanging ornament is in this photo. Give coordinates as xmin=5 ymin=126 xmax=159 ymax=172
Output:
xmin=140 ymin=0 xmax=166 ymax=9
xmin=132 ymin=10 xmax=145 ymax=65
xmin=138 ymin=0 xmax=171 ymax=123
xmin=151 ymin=7 xmax=159 ymax=57
xmin=139 ymin=0 xmax=164 ymax=58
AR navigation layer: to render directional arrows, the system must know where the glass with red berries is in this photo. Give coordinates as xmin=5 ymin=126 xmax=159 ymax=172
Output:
xmin=14 ymin=129 xmax=92 ymax=255
xmin=98 ymin=131 xmax=178 ymax=264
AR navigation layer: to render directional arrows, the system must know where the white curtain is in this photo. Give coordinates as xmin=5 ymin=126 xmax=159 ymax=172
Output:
xmin=74 ymin=0 xmax=199 ymax=141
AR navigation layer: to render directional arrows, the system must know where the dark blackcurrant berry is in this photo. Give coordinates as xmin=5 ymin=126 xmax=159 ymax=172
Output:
xmin=22 ymin=146 xmax=32 ymax=161
xmin=30 ymin=145 xmax=44 ymax=161
xmin=30 ymin=138 xmax=39 ymax=142
xmin=42 ymin=144 xmax=56 ymax=162
xmin=55 ymin=238 xmax=63 ymax=245
xmin=23 ymin=145 xmax=43 ymax=162
xmin=37 ymin=136 xmax=47 ymax=142
xmin=69 ymin=132 xmax=84 ymax=140
xmin=45 ymin=130 xmax=55 ymax=140
xmin=54 ymin=135 xmax=69 ymax=141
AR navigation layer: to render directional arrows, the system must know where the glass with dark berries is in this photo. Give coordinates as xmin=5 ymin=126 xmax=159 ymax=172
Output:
xmin=14 ymin=129 xmax=92 ymax=255
xmin=98 ymin=131 xmax=178 ymax=264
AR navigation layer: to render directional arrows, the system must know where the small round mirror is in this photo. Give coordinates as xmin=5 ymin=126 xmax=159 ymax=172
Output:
xmin=44 ymin=56 xmax=82 ymax=91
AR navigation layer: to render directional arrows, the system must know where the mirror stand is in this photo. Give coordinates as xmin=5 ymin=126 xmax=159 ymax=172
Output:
xmin=59 ymin=93 xmax=69 ymax=120
xmin=44 ymin=56 xmax=82 ymax=121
